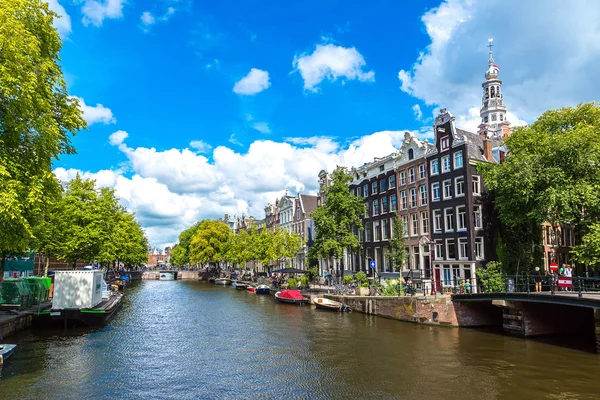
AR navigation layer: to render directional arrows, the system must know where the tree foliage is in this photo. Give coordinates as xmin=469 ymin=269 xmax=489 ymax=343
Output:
xmin=386 ymin=212 xmax=409 ymax=271
xmin=0 ymin=0 xmax=86 ymax=278
xmin=480 ymin=102 xmax=600 ymax=271
xmin=189 ymin=220 xmax=232 ymax=265
xmin=310 ymin=168 xmax=366 ymax=266
xmin=169 ymin=244 xmax=186 ymax=267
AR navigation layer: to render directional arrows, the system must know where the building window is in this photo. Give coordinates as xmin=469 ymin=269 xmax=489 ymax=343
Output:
xmin=434 ymin=243 xmax=443 ymax=260
xmin=389 ymin=175 xmax=396 ymax=189
xmin=382 ymin=219 xmax=389 ymax=240
xmin=446 ymin=239 xmax=456 ymax=260
xmin=356 ymin=187 xmax=361 ymax=197
xmin=381 ymin=197 xmax=388 ymax=213
xmin=458 ymin=238 xmax=468 ymax=260
xmin=411 ymin=213 xmax=419 ymax=236
xmin=457 ymin=206 xmax=466 ymax=231
xmin=472 ymin=176 xmax=481 ymax=195
xmin=400 ymin=171 xmax=406 ymax=185
xmin=379 ymin=165 xmax=385 ymax=172
xmin=372 ymin=181 xmax=378 ymax=195
xmin=365 ymin=201 xmax=370 ymax=218
xmin=441 ymin=136 xmax=449 ymax=151
xmin=373 ymin=199 xmax=380 ymax=216
xmin=408 ymin=148 xmax=414 ymax=160
xmin=410 ymin=188 xmax=417 ymax=208
xmin=389 ymin=217 xmax=396 ymax=238
xmin=401 ymin=191 xmax=407 ymax=209
xmin=443 ymin=180 xmax=452 ymax=199
xmin=409 ymin=168 xmax=416 ymax=183
xmin=374 ymin=221 xmax=381 ymax=241
xmin=420 ymin=185 xmax=427 ymax=205
xmin=419 ymin=164 xmax=426 ymax=180
xmin=442 ymin=155 xmax=451 ymax=173
xmin=432 ymin=183 xmax=441 ymax=201
xmin=454 ymin=151 xmax=463 ymax=169
xmin=363 ymin=184 xmax=368 ymax=197
xmin=430 ymin=159 xmax=439 ymax=175
xmin=365 ymin=224 xmax=372 ymax=242
xmin=421 ymin=211 xmax=429 ymax=234
xmin=391 ymin=194 xmax=397 ymax=211
xmin=380 ymin=178 xmax=387 ymax=192
xmin=433 ymin=210 xmax=442 ymax=232
xmin=444 ymin=208 xmax=454 ymax=231
xmin=455 ymin=177 xmax=464 ymax=197
xmin=492 ymin=113 xmax=497 ymax=121
xmin=475 ymin=237 xmax=484 ymax=260
xmin=402 ymin=216 xmax=409 ymax=237
xmin=473 ymin=205 xmax=482 ymax=229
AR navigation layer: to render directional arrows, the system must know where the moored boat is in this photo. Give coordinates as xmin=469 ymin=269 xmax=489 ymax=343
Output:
xmin=274 ymin=290 xmax=308 ymax=305
xmin=247 ymin=286 xmax=256 ymax=293
xmin=255 ymin=284 xmax=270 ymax=295
xmin=0 ymin=344 xmax=16 ymax=365
xmin=313 ymin=297 xmax=352 ymax=312
xmin=215 ymin=278 xmax=231 ymax=285
xmin=234 ymin=283 xmax=247 ymax=290
xmin=159 ymin=271 xmax=175 ymax=281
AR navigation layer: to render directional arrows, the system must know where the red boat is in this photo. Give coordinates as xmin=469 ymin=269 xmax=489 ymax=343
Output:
xmin=247 ymin=286 xmax=256 ymax=293
xmin=274 ymin=290 xmax=308 ymax=305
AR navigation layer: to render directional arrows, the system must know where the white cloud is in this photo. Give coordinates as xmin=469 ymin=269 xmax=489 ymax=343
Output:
xmin=109 ymin=130 xmax=128 ymax=146
xmin=73 ymin=96 xmax=116 ymax=125
xmin=252 ymin=122 xmax=271 ymax=134
xmin=412 ymin=104 xmax=423 ymax=120
xmin=81 ymin=0 xmax=125 ymax=27
xmin=228 ymin=134 xmax=242 ymax=146
xmin=140 ymin=11 xmax=155 ymax=27
xmin=47 ymin=0 xmax=71 ymax=37
xmin=398 ymin=0 xmax=600 ymax=126
xmin=233 ymin=68 xmax=271 ymax=95
xmin=189 ymin=140 xmax=212 ymax=154
xmin=293 ymin=43 xmax=375 ymax=92
xmin=59 ymin=129 xmax=417 ymax=247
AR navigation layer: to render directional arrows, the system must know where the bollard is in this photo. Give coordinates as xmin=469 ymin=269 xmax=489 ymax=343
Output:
xmin=578 ymin=277 xmax=583 ymax=299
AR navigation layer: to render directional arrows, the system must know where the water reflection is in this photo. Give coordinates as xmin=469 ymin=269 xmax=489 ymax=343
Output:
xmin=2 ymin=281 xmax=600 ymax=399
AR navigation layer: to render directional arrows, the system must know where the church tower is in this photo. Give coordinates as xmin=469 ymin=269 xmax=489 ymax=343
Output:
xmin=477 ymin=38 xmax=511 ymax=139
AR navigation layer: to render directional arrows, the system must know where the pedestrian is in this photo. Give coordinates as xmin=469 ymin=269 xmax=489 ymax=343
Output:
xmin=564 ymin=264 xmax=573 ymax=278
xmin=465 ymin=279 xmax=472 ymax=294
xmin=534 ymin=267 xmax=542 ymax=293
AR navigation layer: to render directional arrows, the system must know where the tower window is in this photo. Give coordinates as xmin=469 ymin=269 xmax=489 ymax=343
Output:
xmin=499 ymin=114 xmax=504 ymax=121
xmin=490 ymin=87 xmax=495 ymax=98
xmin=484 ymin=116 xmax=488 ymax=123
xmin=408 ymin=149 xmax=414 ymax=160
xmin=491 ymin=114 xmax=497 ymax=121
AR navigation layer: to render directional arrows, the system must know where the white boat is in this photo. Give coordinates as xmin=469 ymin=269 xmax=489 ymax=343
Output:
xmin=313 ymin=297 xmax=352 ymax=312
xmin=0 ymin=344 xmax=17 ymax=365
xmin=215 ymin=278 xmax=231 ymax=285
xmin=159 ymin=271 xmax=175 ymax=281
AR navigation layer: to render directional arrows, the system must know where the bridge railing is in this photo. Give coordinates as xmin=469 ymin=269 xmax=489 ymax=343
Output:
xmin=448 ymin=275 xmax=600 ymax=299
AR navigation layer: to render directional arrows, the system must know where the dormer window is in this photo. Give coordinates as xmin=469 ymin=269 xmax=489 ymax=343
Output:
xmin=440 ymin=136 xmax=449 ymax=151
xmin=408 ymin=149 xmax=414 ymax=160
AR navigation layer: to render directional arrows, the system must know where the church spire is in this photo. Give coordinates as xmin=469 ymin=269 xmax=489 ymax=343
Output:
xmin=478 ymin=38 xmax=510 ymax=139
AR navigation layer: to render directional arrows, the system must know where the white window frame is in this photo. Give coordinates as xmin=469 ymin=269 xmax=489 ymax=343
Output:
xmin=373 ymin=199 xmax=379 ymax=216
xmin=432 ymin=183 xmax=440 ymax=201
xmin=455 ymin=177 xmax=465 ymax=197
xmin=474 ymin=205 xmax=483 ymax=229
xmin=372 ymin=181 xmax=378 ymax=195
xmin=430 ymin=159 xmax=439 ymax=175
xmin=391 ymin=194 xmax=397 ymax=211
xmin=446 ymin=238 xmax=456 ymax=260
xmin=441 ymin=135 xmax=450 ymax=151
xmin=434 ymin=243 xmax=443 ymax=260
xmin=389 ymin=175 xmax=396 ymax=189
xmin=420 ymin=185 xmax=427 ymax=206
xmin=454 ymin=150 xmax=463 ymax=169
xmin=400 ymin=171 xmax=406 ymax=185
xmin=410 ymin=188 xmax=417 ymax=208
xmin=373 ymin=220 xmax=381 ymax=241
xmin=441 ymin=155 xmax=451 ymax=173
xmin=411 ymin=213 xmax=419 ymax=236
xmin=457 ymin=205 xmax=467 ymax=231
xmin=400 ymin=191 xmax=407 ymax=210
xmin=421 ymin=211 xmax=429 ymax=235
xmin=444 ymin=208 xmax=454 ymax=232
xmin=458 ymin=238 xmax=468 ymax=260
xmin=363 ymin=184 xmax=368 ymax=198
xmin=409 ymin=168 xmax=416 ymax=183
xmin=433 ymin=210 xmax=442 ymax=233
xmin=419 ymin=164 xmax=426 ymax=180
xmin=472 ymin=176 xmax=481 ymax=196
xmin=402 ymin=216 xmax=409 ymax=238
xmin=443 ymin=179 xmax=452 ymax=200
xmin=475 ymin=237 xmax=484 ymax=260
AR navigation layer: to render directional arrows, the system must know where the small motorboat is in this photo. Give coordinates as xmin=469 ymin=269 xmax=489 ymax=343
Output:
xmin=234 ymin=283 xmax=247 ymax=290
xmin=0 ymin=344 xmax=16 ymax=366
xmin=255 ymin=284 xmax=270 ymax=295
xmin=247 ymin=286 xmax=256 ymax=293
xmin=313 ymin=297 xmax=352 ymax=312
xmin=274 ymin=290 xmax=308 ymax=305
xmin=215 ymin=278 xmax=231 ymax=285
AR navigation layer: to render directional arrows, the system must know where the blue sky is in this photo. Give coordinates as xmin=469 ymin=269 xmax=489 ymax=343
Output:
xmin=49 ymin=0 xmax=600 ymax=246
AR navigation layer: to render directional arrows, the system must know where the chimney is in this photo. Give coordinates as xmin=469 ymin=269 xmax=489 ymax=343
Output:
xmin=483 ymin=139 xmax=493 ymax=162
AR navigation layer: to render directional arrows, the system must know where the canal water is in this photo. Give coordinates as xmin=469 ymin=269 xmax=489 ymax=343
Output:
xmin=2 ymin=281 xmax=600 ymax=399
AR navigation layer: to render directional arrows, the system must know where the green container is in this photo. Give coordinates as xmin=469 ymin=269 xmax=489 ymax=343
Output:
xmin=1 ymin=279 xmax=34 ymax=308
xmin=25 ymin=277 xmax=49 ymax=303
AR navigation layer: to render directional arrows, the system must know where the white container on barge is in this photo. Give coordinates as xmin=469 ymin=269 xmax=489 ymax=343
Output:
xmin=52 ymin=270 xmax=104 ymax=309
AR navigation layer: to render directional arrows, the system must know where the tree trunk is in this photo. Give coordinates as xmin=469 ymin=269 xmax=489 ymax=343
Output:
xmin=44 ymin=255 xmax=50 ymax=277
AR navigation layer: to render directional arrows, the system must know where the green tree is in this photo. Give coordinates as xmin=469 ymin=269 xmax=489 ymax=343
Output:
xmin=176 ymin=222 xmax=202 ymax=266
xmin=170 ymin=244 xmax=186 ymax=267
xmin=189 ymin=220 xmax=231 ymax=266
xmin=310 ymin=168 xmax=366 ymax=274
xmin=386 ymin=212 xmax=409 ymax=272
xmin=272 ymin=228 xmax=303 ymax=267
xmin=476 ymin=261 xmax=505 ymax=293
xmin=572 ymin=222 xmax=600 ymax=269
xmin=480 ymin=102 xmax=600 ymax=272
xmin=0 ymin=0 xmax=86 ymax=279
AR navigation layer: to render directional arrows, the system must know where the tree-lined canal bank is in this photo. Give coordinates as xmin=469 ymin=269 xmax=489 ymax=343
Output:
xmin=2 ymin=281 xmax=600 ymax=399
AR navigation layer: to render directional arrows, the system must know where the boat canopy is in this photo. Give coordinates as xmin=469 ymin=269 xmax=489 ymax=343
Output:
xmin=279 ymin=290 xmax=305 ymax=300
